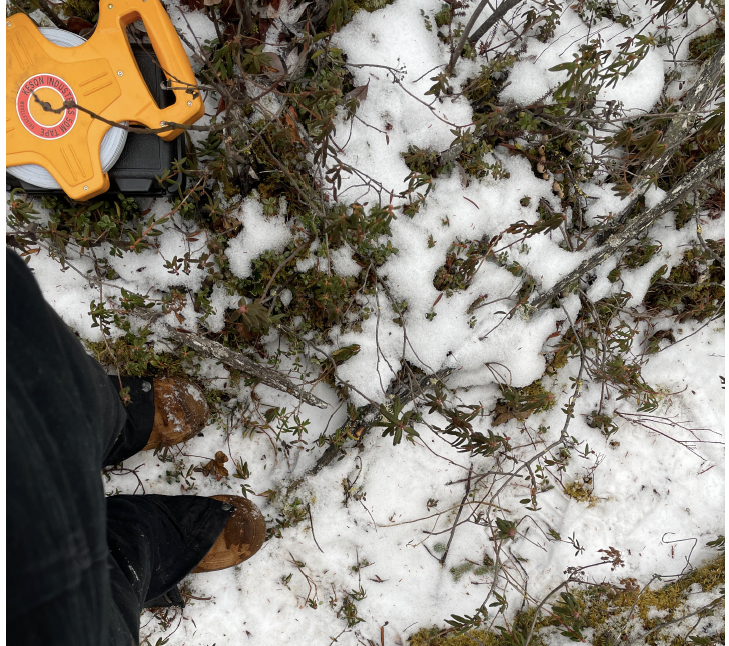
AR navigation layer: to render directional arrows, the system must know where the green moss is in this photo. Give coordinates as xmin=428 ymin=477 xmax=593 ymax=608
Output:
xmin=408 ymin=608 xmax=546 ymax=646
xmin=519 ymin=379 xmax=554 ymax=404
xmin=409 ymin=557 xmax=723 ymax=646
xmin=638 ymin=555 xmax=724 ymax=618
xmin=688 ymin=26 xmax=725 ymax=62
xmin=547 ymin=345 xmax=571 ymax=373
xmin=573 ymin=555 xmax=724 ymax=645
xmin=500 ymin=379 xmax=556 ymax=415
xmin=348 ymin=0 xmax=395 ymax=13
xmin=60 ymin=0 xmax=99 ymax=21
xmin=409 ymin=627 xmax=498 ymax=646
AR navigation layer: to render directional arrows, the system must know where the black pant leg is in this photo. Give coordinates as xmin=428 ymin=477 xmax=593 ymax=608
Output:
xmin=7 ymin=249 xmax=132 ymax=645
xmin=8 ymin=250 xmax=233 ymax=645
xmin=106 ymin=495 xmax=233 ymax=635
xmin=103 ymin=377 xmax=155 ymax=467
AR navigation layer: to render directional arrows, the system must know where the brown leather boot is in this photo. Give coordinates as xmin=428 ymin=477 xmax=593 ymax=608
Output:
xmin=142 ymin=377 xmax=209 ymax=451
xmin=192 ymin=495 xmax=266 ymax=573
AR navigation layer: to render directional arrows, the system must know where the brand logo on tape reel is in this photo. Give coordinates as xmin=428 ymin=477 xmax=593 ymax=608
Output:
xmin=16 ymin=74 xmax=78 ymax=140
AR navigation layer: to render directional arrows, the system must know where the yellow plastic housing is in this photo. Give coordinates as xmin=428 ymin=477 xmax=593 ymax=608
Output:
xmin=6 ymin=0 xmax=204 ymax=200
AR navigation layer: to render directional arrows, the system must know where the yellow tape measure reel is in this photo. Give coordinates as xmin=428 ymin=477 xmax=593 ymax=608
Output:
xmin=6 ymin=0 xmax=204 ymax=201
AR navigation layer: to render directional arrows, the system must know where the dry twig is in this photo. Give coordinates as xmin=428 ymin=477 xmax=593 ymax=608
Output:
xmin=130 ymin=308 xmax=328 ymax=409
xmin=529 ymin=146 xmax=724 ymax=311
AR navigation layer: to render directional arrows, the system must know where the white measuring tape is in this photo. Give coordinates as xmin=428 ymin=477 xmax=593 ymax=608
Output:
xmin=7 ymin=27 xmax=129 ymax=190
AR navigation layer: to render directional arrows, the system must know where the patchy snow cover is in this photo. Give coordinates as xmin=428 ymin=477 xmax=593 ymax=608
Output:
xmin=10 ymin=0 xmax=724 ymax=644
xmin=226 ymin=197 xmax=295 ymax=280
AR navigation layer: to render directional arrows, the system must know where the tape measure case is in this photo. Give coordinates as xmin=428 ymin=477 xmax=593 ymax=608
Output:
xmin=7 ymin=44 xmax=187 ymax=199
xmin=6 ymin=0 xmax=204 ymax=200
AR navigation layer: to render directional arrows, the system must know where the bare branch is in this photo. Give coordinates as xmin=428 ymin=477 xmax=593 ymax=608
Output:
xmin=130 ymin=308 xmax=329 ymax=409
xmin=529 ymin=145 xmax=724 ymax=311
xmin=447 ymin=0 xmax=522 ymax=74
xmin=597 ymin=43 xmax=725 ymax=242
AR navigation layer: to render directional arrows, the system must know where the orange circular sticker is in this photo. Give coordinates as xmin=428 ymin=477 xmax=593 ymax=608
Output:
xmin=16 ymin=74 xmax=78 ymax=140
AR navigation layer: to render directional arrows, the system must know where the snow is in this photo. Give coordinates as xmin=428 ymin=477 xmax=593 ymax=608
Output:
xmin=226 ymin=197 xmax=295 ymax=280
xmin=329 ymin=245 xmax=363 ymax=278
xmin=598 ymin=48 xmax=665 ymax=118
xmin=8 ymin=0 xmax=724 ymax=644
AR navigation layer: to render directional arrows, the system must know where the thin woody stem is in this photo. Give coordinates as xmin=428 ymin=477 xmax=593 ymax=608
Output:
xmin=529 ymin=146 xmax=724 ymax=311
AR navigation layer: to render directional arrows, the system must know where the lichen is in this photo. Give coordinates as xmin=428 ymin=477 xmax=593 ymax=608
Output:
xmin=563 ymin=480 xmax=600 ymax=507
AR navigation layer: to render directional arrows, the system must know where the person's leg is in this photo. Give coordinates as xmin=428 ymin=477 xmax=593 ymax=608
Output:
xmin=106 ymin=495 xmax=235 ymax=633
xmin=7 ymin=249 xmax=132 ymax=645
xmin=103 ymin=376 xmax=156 ymax=467
xmin=105 ymin=374 xmax=212 ymax=465
xmin=7 ymin=250 xmax=233 ymax=645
